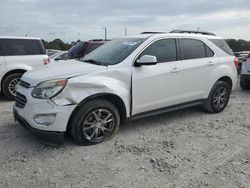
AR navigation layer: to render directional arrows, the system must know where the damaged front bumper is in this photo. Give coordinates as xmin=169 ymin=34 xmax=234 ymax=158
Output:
xmin=13 ymin=85 xmax=77 ymax=144
xmin=14 ymin=108 xmax=64 ymax=145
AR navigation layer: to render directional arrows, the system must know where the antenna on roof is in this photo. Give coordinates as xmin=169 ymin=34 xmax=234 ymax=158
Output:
xmin=24 ymin=30 xmax=30 ymax=37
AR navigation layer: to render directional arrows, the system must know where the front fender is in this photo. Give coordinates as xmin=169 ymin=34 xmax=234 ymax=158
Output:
xmin=52 ymin=69 xmax=131 ymax=117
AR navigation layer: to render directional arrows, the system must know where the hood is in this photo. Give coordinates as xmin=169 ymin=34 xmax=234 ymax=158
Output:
xmin=21 ymin=60 xmax=107 ymax=86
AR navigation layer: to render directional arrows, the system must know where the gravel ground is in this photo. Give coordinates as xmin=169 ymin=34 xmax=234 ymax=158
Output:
xmin=0 ymin=82 xmax=250 ymax=188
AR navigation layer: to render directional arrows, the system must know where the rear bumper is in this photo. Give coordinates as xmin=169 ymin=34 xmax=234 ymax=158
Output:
xmin=14 ymin=108 xmax=64 ymax=145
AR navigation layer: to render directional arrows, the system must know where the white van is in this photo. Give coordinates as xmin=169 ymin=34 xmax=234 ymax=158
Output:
xmin=0 ymin=36 xmax=49 ymax=100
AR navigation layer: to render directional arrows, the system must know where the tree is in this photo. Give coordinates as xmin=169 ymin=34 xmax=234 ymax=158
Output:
xmin=226 ymin=39 xmax=250 ymax=52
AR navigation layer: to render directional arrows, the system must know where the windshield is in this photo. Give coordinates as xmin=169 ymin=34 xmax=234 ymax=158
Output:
xmin=82 ymin=38 xmax=146 ymax=65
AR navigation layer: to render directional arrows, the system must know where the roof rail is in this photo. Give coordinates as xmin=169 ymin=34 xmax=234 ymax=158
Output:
xmin=170 ymin=30 xmax=216 ymax=36
xmin=140 ymin=31 xmax=166 ymax=34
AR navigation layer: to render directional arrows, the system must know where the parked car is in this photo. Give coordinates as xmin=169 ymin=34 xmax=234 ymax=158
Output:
xmin=14 ymin=30 xmax=238 ymax=145
xmin=240 ymin=55 xmax=250 ymax=90
xmin=46 ymin=49 xmax=61 ymax=57
xmin=234 ymin=52 xmax=250 ymax=68
xmin=67 ymin=39 xmax=107 ymax=60
xmin=49 ymin=51 xmax=68 ymax=63
xmin=0 ymin=36 xmax=49 ymax=100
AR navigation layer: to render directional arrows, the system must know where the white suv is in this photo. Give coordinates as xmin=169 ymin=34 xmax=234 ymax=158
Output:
xmin=0 ymin=36 xmax=49 ymax=100
xmin=13 ymin=30 xmax=238 ymax=145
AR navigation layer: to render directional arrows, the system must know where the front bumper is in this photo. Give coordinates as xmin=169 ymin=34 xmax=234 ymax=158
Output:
xmin=13 ymin=85 xmax=77 ymax=144
xmin=14 ymin=108 xmax=64 ymax=145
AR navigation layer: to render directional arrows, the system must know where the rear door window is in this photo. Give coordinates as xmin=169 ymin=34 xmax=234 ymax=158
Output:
xmin=1 ymin=39 xmax=45 ymax=56
xmin=180 ymin=39 xmax=207 ymax=60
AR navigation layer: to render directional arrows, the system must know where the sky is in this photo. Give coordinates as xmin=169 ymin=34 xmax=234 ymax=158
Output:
xmin=0 ymin=0 xmax=250 ymax=42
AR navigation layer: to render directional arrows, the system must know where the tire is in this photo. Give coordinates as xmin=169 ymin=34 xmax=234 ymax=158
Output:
xmin=2 ymin=73 xmax=23 ymax=100
xmin=240 ymin=80 xmax=248 ymax=90
xmin=70 ymin=99 xmax=120 ymax=145
xmin=203 ymin=81 xmax=231 ymax=113
xmin=240 ymin=77 xmax=250 ymax=90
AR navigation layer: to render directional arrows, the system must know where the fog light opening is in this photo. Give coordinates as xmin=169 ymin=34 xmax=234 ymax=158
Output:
xmin=34 ymin=113 xmax=57 ymax=126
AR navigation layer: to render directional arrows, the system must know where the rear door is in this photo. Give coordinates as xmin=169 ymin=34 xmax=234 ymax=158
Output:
xmin=179 ymin=38 xmax=215 ymax=103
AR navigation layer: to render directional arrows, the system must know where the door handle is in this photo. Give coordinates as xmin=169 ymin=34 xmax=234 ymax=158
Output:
xmin=170 ymin=67 xmax=180 ymax=73
xmin=207 ymin=61 xmax=214 ymax=66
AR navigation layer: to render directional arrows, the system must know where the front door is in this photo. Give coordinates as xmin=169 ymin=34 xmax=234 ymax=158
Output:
xmin=132 ymin=38 xmax=182 ymax=115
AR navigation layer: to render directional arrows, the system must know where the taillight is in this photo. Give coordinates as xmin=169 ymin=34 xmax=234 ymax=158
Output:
xmin=234 ymin=57 xmax=239 ymax=68
xmin=43 ymin=57 xmax=50 ymax=65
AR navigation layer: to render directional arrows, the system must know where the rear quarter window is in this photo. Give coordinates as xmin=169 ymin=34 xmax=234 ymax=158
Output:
xmin=209 ymin=39 xmax=234 ymax=56
xmin=0 ymin=39 xmax=45 ymax=56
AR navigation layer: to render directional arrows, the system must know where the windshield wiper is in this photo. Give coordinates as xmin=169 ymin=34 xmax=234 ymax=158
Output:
xmin=83 ymin=59 xmax=105 ymax=66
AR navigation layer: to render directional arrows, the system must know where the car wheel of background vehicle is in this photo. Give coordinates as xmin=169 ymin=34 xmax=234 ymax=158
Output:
xmin=240 ymin=79 xmax=250 ymax=90
xmin=70 ymin=99 xmax=120 ymax=145
xmin=2 ymin=73 xmax=23 ymax=100
xmin=203 ymin=81 xmax=231 ymax=113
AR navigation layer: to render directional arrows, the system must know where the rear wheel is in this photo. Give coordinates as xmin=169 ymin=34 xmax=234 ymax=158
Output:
xmin=203 ymin=81 xmax=231 ymax=113
xmin=2 ymin=73 xmax=23 ymax=100
xmin=70 ymin=99 xmax=120 ymax=145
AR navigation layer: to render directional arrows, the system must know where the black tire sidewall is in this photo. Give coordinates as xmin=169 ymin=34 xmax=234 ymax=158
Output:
xmin=209 ymin=81 xmax=230 ymax=113
xmin=240 ymin=77 xmax=250 ymax=90
xmin=71 ymin=99 xmax=120 ymax=145
xmin=2 ymin=73 xmax=23 ymax=100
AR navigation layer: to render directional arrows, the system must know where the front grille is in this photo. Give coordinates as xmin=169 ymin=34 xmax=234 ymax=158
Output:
xmin=15 ymin=92 xmax=27 ymax=108
xmin=19 ymin=80 xmax=31 ymax=88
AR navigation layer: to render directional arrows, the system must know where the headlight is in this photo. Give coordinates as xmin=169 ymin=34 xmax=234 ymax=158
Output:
xmin=31 ymin=79 xmax=67 ymax=99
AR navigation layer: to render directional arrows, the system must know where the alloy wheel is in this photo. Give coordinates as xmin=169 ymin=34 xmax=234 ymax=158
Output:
xmin=8 ymin=78 xmax=20 ymax=96
xmin=82 ymin=108 xmax=114 ymax=142
xmin=213 ymin=86 xmax=228 ymax=110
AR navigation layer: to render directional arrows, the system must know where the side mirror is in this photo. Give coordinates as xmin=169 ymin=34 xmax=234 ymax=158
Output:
xmin=135 ymin=55 xmax=157 ymax=66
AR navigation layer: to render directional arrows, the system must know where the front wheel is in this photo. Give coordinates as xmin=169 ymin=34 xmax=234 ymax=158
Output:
xmin=2 ymin=73 xmax=23 ymax=100
xmin=70 ymin=99 xmax=120 ymax=145
xmin=203 ymin=81 xmax=231 ymax=113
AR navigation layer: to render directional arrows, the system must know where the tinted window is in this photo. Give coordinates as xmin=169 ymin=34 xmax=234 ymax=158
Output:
xmin=205 ymin=46 xmax=214 ymax=57
xmin=1 ymin=39 xmax=45 ymax=56
xmin=85 ymin=43 xmax=103 ymax=55
xmin=0 ymin=42 xmax=2 ymax=56
xmin=139 ymin=39 xmax=177 ymax=63
xmin=181 ymin=39 xmax=206 ymax=60
xmin=209 ymin=39 xmax=234 ymax=56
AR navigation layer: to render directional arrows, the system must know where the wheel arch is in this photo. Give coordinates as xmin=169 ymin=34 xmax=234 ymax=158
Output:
xmin=1 ymin=69 xmax=26 ymax=90
xmin=67 ymin=93 xmax=127 ymax=133
xmin=217 ymin=76 xmax=233 ymax=90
